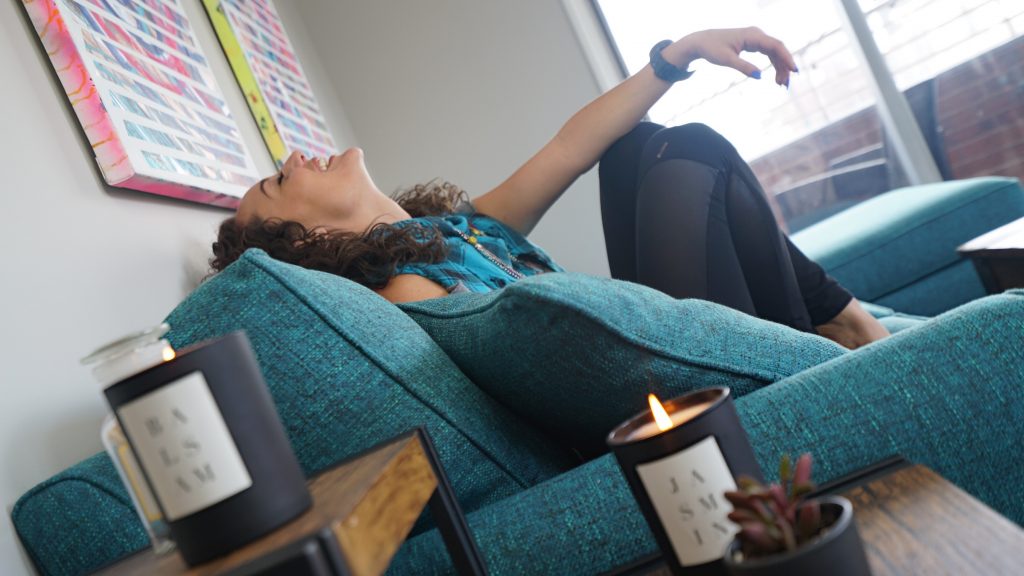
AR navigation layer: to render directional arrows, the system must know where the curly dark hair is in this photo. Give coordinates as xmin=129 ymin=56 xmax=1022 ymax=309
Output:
xmin=210 ymin=180 xmax=468 ymax=289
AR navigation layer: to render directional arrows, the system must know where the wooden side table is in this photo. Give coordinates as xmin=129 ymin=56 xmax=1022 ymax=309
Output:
xmin=957 ymin=216 xmax=1024 ymax=293
xmin=609 ymin=459 xmax=1024 ymax=575
xmin=842 ymin=461 xmax=1024 ymax=575
xmin=94 ymin=429 xmax=487 ymax=576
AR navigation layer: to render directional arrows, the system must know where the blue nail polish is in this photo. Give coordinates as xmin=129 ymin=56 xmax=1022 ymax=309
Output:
xmin=785 ymin=78 xmax=790 ymax=90
xmin=751 ymin=70 xmax=762 ymax=80
xmin=794 ymin=66 xmax=800 ymax=73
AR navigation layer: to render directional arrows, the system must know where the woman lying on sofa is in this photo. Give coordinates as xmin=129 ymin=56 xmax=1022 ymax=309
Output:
xmin=211 ymin=27 xmax=889 ymax=350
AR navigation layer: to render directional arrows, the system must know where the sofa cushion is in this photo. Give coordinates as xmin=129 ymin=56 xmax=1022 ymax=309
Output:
xmin=792 ymin=177 xmax=1024 ymax=313
xmin=400 ymin=272 xmax=847 ymax=455
xmin=163 ymin=249 xmax=577 ymax=494
xmin=13 ymin=249 xmax=577 ymax=576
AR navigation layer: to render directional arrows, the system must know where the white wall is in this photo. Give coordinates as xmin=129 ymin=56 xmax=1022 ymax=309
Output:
xmin=0 ymin=1 xmax=351 ymax=573
xmin=1 ymin=0 xmax=607 ymax=573
xmin=292 ymin=0 xmax=610 ymax=276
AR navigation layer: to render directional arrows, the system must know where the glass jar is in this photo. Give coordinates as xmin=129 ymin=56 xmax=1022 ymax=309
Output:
xmin=82 ymin=324 xmax=176 ymax=555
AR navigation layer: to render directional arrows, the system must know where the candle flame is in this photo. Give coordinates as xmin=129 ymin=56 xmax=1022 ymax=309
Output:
xmin=648 ymin=394 xmax=674 ymax=431
xmin=162 ymin=346 xmax=176 ymax=362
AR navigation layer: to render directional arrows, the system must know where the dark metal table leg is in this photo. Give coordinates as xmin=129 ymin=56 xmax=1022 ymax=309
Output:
xmin=417 ymin=428 xmax=489 ymax=576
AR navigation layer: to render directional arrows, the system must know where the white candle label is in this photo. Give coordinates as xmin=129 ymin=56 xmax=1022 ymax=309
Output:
xmin=118 ymin=371 xmax=252 ymax=521
xmin=635 ymin=436 xmax=738 ymax=566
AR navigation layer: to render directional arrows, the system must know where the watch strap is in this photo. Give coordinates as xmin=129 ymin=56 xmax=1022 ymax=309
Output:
xmin=649 ymin=39 xmax=694 ymax=83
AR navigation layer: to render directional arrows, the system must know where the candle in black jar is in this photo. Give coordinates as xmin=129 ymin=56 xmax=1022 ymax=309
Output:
xmin=104 ymin=331 xmax=310 ymax=566
xmin=607 ymin=387 xmax=763 ymax=576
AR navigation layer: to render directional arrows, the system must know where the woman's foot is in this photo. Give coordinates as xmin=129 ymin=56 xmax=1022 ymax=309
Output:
xmin=815 ymin=299 xmax=890 ymax=350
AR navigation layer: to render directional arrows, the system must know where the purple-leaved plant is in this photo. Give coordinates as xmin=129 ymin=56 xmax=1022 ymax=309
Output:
xmin=724 ymin=453 xmax=827 ymax=559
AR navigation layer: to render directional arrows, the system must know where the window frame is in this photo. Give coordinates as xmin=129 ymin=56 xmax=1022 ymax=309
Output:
xmin=563 ymin=0 xmax=943 ymax=184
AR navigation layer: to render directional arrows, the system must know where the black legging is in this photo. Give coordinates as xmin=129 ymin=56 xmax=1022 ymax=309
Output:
xmin=598 ymin=122 xmax=852 ymax=332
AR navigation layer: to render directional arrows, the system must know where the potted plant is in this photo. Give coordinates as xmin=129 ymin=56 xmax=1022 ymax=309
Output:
xmin=722 ymin=453 xmax=872 ymax=576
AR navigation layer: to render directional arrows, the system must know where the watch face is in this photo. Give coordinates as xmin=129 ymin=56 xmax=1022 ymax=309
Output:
xmin=635 ymin=436 xmax=738 ymax=566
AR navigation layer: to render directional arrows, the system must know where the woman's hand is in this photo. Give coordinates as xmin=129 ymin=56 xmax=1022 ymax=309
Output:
xmin=665 ymin=27 xmax=798 ymax=87
xmin=475 ymin=27 xmax=797 ymax=235
xmin=815 ymin=299 xmax=891 ymax=349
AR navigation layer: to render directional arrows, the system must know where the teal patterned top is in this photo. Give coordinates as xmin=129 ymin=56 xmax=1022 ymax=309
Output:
xmin=394 ymin=206 xmax=564 ymax=293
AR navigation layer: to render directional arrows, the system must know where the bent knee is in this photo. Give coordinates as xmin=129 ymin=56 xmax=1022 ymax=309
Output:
xmin=640 ymin=123 xmax=738 ymax=172
xmin=661 ymin=123 xmax=724 ymax=143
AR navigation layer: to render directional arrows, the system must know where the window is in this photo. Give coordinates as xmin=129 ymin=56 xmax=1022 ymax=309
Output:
xmin=865 ymin=0 xmax=1024 ymax=91
xmin=596 ymin=0 xmax=877 ymax=159
xmin=594 ymin=0 xmax=1024 ymax=230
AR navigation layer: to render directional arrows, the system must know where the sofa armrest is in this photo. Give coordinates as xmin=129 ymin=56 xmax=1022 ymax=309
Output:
xmin=738 ymin=289 xmax=1024 ymax=519
xmin=391 ymin=453 xmax=654 ymax=576
xmin=11 ymin=453 xmax=145 ymax=576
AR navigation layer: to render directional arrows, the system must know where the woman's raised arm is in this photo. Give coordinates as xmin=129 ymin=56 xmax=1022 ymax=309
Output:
xmin=472 ymin=27 xmax=797 ymax=235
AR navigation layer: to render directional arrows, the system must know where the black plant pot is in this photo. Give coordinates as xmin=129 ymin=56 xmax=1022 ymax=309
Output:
xmin=723 ymin=496 xmax=871 ymax=576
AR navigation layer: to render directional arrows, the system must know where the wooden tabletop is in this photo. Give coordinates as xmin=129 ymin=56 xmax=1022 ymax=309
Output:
xmin=958 ymin=216 xmax=1024 ymax=255
xmin=96 ymin=433 xmax=438 ymax=576
xmin=848 ymin=464 xmax=1024 ymax=575
xmin=956 ymin=216 xmax=1024 ymax=292
xmin=614 ymin=463 xmax=1024 ymax=576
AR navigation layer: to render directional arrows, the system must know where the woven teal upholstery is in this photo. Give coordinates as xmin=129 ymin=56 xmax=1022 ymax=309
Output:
xmin=741 ymin=289 xmax=1024 ymax=515
xmin=392 ymin=290 xmax=1024 ymax=575
xmin=792 ymin=177 xmax=1024 ymax=315
xmin=400 ymin=272 xmax=846 ymax=454
xmin=12 ymin=250 xmax=577 ymax=576
xmin=161 ymin=249 xmax=575 ymax=493
xmin=390 ymin=454 xmax=656 ymax=576
xmin=11 ymin=453 xmax=148 ymax=576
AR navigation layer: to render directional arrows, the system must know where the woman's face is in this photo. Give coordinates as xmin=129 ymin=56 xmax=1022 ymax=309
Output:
xmin=237 ymin=148 xmax=379 ymax=230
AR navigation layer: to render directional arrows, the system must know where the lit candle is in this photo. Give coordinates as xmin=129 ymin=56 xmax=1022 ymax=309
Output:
xmin=624 ymin=394 xmax=715 ymax=442
xmin=85 ymin=324 xmax=177 ymax=387
xmin=103 ymin=331 xmax=311 ymax=566
xmin=607 ymin=388 xmax=762 ymax=576
xmin=83 ymin=324 xmax=179 ymax=554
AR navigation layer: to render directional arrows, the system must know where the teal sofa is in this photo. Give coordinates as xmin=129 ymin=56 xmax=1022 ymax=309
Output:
xmin=12 ymin=177 xmax=1024 ymax=575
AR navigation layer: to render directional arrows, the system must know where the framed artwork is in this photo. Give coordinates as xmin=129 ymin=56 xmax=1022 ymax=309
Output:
xmin=202 ymin=0 xmax=338 ymax=167
xmin=23 ymin=0 xmax=260 ymax=207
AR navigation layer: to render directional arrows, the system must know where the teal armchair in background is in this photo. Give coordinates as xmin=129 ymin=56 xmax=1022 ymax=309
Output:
xmin=792 ymin=177 xmax=1024 ymax=316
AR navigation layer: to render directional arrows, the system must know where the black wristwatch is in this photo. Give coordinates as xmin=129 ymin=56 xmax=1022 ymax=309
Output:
xmin=649 ymin=39 xmax=694 ymax=83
